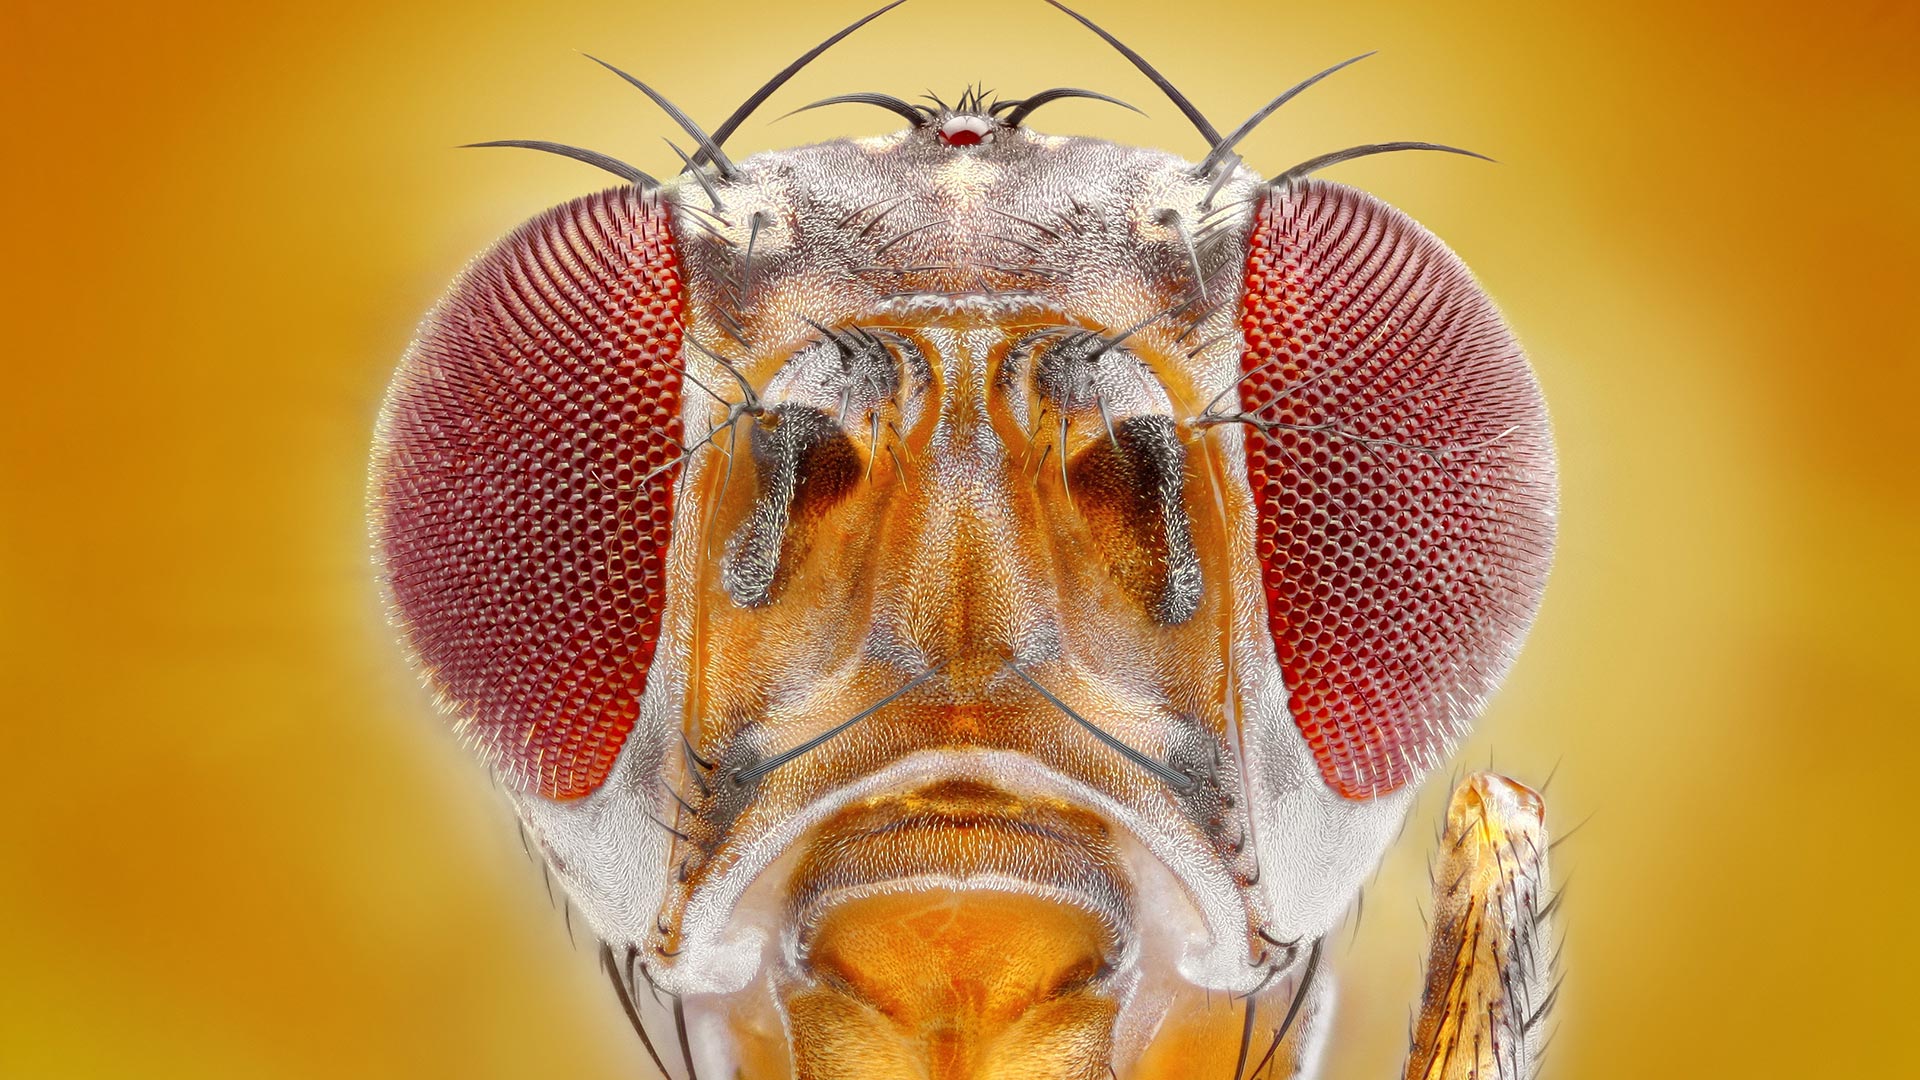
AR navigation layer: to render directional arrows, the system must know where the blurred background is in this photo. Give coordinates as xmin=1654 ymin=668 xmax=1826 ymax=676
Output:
xmin=2 ymin=0 xmax=1914 ymax=1075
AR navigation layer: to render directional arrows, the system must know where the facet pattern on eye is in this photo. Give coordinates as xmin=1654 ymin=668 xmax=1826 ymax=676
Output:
xmin=1237 ymin=180 xmax=1556 ymax=800
xmin=369 ymin=19 xmax=1568 ymax=1068
xmin=372 ymin=188 xmax=687 ymax=800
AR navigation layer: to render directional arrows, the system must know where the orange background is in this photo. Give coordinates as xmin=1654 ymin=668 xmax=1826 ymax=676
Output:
xmin=3 ymin=1 xmax=1915 ymax=1076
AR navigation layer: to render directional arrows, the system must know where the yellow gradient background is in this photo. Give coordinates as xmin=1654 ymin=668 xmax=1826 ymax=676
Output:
xmin=3 ymin=1 xmax=1914 ymax=1076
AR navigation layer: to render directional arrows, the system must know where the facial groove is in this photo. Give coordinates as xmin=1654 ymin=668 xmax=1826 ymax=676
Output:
xmin=723 ymin=405 xmax=862 ymax=607
xmin=1069 ymin=414 xmax=1202 ymax=625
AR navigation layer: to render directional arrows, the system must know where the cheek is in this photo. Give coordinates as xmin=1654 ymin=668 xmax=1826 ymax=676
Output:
xmin=1236 ymin=181 xmax=1556 ymax=800
xmin=371 ymin=188 xmax=688 ymax=800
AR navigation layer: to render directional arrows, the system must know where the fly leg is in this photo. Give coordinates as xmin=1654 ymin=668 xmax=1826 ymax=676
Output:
xmin=1403 ymin=773 xmax=1558 ymax=1080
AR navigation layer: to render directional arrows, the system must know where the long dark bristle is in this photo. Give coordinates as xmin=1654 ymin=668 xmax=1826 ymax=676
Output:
xmin=739 ymin=210 xmax=767 ymax=293
xmin=458 ymin=140 xmax=657 ymax=188
xmin=781 ymin=92 xmax=933 ymax=128
xmin=730 ymin=663 xmax=945 ymax=786
xmin=997 ymin=87 xmax=1143 ymax=128
xmin=673 ymin=995 xmax=701 ymax=1080
xmin=1041 ymin=0 xmax=1220 ymax=146
xmin=1006 ymin=662 xmax=1195 ymax=791
xmin=584 ymin=53 xmax=741 ymax=179
xmin=1196 ymin=52 xmax=1376 ymax=175
xmin=1247 ymin=939 xmax=1325 ymax=1080
xmin=699 ymin=0 xmax=912 ymax=163
xmin=599 ymin=944 xmax=673 ymax=1079
xmin=1275 ymin=141 xmax=1493 ymax=185
xmin=662 ymin=139 xmax=725 ymax=212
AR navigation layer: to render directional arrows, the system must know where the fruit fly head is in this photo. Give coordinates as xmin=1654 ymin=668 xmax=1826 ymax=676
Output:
xmin=370 ymin=5 xmax=1556 ymax=1075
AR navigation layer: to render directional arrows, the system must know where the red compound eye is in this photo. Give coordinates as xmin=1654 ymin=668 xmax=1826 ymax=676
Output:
xmin=1237 ymin=180 xmax=1556 ymax=800
xmin=372 ymin=188 xmax=687 ymax=800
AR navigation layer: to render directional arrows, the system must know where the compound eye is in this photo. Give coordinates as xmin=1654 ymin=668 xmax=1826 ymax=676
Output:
xmin=371 ymin=189 xmax=688 ymax=800
xmin=1236 ymin=180 xmax=1556 ymax=799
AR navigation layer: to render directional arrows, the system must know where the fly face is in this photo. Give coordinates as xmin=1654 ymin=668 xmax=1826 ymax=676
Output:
xmin=370 ymin=7 xmax=1558 ymax=1077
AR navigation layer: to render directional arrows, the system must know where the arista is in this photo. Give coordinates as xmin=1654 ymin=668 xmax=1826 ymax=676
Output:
xmin=369 ymin=4 xmax=1560 ymax=1078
